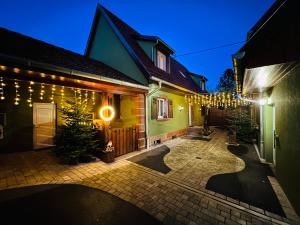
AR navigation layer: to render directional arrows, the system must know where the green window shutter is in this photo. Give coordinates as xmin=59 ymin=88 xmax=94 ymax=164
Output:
xmin=168 ymin=99 xmax=173 ymax=118
xmin=151 ymin=97 xmax=158 ymax=120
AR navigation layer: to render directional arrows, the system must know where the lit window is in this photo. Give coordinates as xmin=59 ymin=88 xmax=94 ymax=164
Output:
xmin=158 ymin=98 xmax=168 ymax=119
xmin=157 ymin=50 xmax=167 ymax=71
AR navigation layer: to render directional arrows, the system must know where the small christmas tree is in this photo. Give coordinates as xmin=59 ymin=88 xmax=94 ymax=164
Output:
xmin=54 ymin=99 xmax=98 ymax=164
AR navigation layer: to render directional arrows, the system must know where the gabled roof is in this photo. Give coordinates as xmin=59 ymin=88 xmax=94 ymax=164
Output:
xmin=0 ymin=27 xmax=142 ymax=85
xmin=86 ymin=4 xmax=206 ymax=94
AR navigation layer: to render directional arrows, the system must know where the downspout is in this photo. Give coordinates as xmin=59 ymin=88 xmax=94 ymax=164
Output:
xmin=145 ymin=81 xmax=162 ymax=149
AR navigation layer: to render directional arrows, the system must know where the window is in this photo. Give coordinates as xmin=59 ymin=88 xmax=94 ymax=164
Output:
xmin=202 ymin=81 xmax=205 ymax=90
xmin=157 ymin=50 xmax=167 ymax=71
xmin=158 ymin=98 xmax=167 ymax=119
xmin=151 ymin=97 xmax=173 ymax=120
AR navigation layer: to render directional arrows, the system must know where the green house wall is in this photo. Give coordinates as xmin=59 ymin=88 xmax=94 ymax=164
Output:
xmin=148 ymin=86 xmax=203 ymax=137
xmin=137 ymin=40 xmax=155 ymax=61
xmin=266 ymin=66 xmax=300 ymax=215
xmin=87 ymin=13 xmax=148 ymax=85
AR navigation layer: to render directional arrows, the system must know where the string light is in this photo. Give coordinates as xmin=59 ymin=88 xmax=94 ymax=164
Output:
xmin=40 ymin=83 xmax=45 ymax=100
xmin=14 ymin=80 xmax=20 ymax=105
xmin=50 ymin=85 xmax=56 ymax=104
xmin=92 ymin=91 xmax=95 ymax=105
xmin=60 ymin=86 xmax=65 ymax=107
xmin=0 ymin=77 xmax=5 ymax=100
xmin=85 ymin=90 xmax=88 ymax=103
xmin=77 ymin=89 xmax=82 ymax=104
xmin=27 ymin=81 xmax=34 ymax=107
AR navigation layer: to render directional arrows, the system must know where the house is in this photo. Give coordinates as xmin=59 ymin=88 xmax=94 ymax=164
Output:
xmin=0 ymin=27 xmax=148 ymax=156
xmin=233 ymin=0 xmax=300 ymax=216
xmin=85 ymin=4 xmax=208 ymax=147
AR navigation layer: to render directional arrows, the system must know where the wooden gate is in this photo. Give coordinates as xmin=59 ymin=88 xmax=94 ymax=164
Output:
xmin=108 ymin=126 xmax=139 ymax=157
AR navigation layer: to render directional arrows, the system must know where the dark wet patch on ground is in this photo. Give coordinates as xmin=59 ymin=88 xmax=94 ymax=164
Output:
xmin=127 ymin=145 xmax=171 ymax=174
xmin=0 ymin=184 xmax=162 ymax=225
xmin=206 ymin=145 xmax=285 ymax=217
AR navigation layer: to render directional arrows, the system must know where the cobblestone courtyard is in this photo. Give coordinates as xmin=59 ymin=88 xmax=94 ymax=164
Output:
xmin=0 ymin=129 xmax=299 ymax=225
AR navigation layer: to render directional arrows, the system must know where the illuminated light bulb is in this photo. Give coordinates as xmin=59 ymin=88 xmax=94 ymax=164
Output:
xmin=13 ymin=68 xmax=20 ymax=73
xmin=0 ymin=65 xmax=7 ymax=71
xmin=40 ymin=83 xmax=45 ymax=100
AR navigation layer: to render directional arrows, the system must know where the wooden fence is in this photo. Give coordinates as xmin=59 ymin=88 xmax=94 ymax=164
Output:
xmin=107 ymin=126 xmax=139 ymax=157
xmin=208 ymin=108 xmax=228 ymax=127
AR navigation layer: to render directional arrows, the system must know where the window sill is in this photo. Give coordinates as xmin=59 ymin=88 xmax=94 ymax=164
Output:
xmin=156 ymin=118 xmax=170 ymax=121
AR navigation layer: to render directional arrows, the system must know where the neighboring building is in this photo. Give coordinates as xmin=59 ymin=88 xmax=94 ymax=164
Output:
xmin=0 ymin=27 xmax=148 ymax=156
xmin=233 ymin=0 xmax=300 ymax=216
xmin=85 ymin=4 xmax=208 ymax=147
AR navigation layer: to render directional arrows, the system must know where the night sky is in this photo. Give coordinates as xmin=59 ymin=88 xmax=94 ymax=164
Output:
xmin=1 ymin=0 xmax=274 ymax=90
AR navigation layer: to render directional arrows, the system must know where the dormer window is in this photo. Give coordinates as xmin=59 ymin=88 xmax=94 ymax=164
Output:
xmin=157 ymin=50 xmax=167 ymax=71
xmin=202 ymin=81 xmax=206 ymax=90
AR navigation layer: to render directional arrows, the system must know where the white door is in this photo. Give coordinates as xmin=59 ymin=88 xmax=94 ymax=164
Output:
xmin=33 ymin=103 xmax=56 ymax=149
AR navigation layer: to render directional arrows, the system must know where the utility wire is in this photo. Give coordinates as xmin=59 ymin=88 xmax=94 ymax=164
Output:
xmin=174 ymin=41 xmax=246 ymax=58
xmin=174 ymin=0 xmax=287 ymax=58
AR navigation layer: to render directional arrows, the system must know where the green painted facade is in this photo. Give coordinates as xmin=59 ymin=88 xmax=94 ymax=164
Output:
xmin=262 ymin=66 xmax=300 ymax=215
xmin=148 ymin=86 xmax=203 ymax=137
xmin=137 ymin=40 xmax=155 ymax=61
xmin=87 ymin=8 xmax=204 ymax=143
xmin=87 ymin=13 xmax=148 ymax=85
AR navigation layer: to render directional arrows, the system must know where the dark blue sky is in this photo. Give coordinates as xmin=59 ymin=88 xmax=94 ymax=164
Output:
xmin=1 ymin=0 xmax=274 ymax=89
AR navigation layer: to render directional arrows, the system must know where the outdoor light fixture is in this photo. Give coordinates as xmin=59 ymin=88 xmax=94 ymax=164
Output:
xmin=100 ymin=105 xmax=115 ymax=122
xmin=259 ymin=98 xmax=267 ymax=106
xmin=178 ymin=106 xmax=184 ymax=112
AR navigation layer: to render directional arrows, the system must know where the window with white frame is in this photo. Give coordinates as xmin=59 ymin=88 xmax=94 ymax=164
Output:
xmin=151 ymin=97 xmax=173 ymax=120
xmin=157 ymin=50 xmax=167 ymax=71
xmin=157 ymin=98 xmax=167 ymax=119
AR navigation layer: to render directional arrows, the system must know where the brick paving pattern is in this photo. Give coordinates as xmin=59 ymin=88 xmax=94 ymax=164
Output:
xmin=0 ymin=130 xmax=298 ymax=225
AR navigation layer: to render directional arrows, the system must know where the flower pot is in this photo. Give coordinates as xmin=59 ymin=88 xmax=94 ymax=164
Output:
xmin=98 ymin=150 xmax=115 ymax=163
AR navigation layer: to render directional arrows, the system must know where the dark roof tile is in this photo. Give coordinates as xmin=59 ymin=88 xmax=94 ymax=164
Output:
xmin=101 ymin=6 xmax=206 ymax=93
xmin=0 ymin=27 xmax=141 ymax=85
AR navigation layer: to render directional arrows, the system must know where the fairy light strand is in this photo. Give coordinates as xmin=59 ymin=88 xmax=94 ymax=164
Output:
xmin=27 ymin=81 xmax=34 ymax=107
xmin=0 ymin=77 xmax=5 ymax=100
xmin=14 ymin=80 xmax=20 ymax=105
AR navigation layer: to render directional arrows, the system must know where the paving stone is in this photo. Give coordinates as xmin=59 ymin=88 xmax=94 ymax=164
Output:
xmin=0 ymin=130 xmax=295 ymax=225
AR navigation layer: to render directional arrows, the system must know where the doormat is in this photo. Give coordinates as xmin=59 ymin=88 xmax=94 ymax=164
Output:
xmin=127 ymin=145 xmax=171 ymax=174
xmin=206 ymin=145 xmax=285 ymax=217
